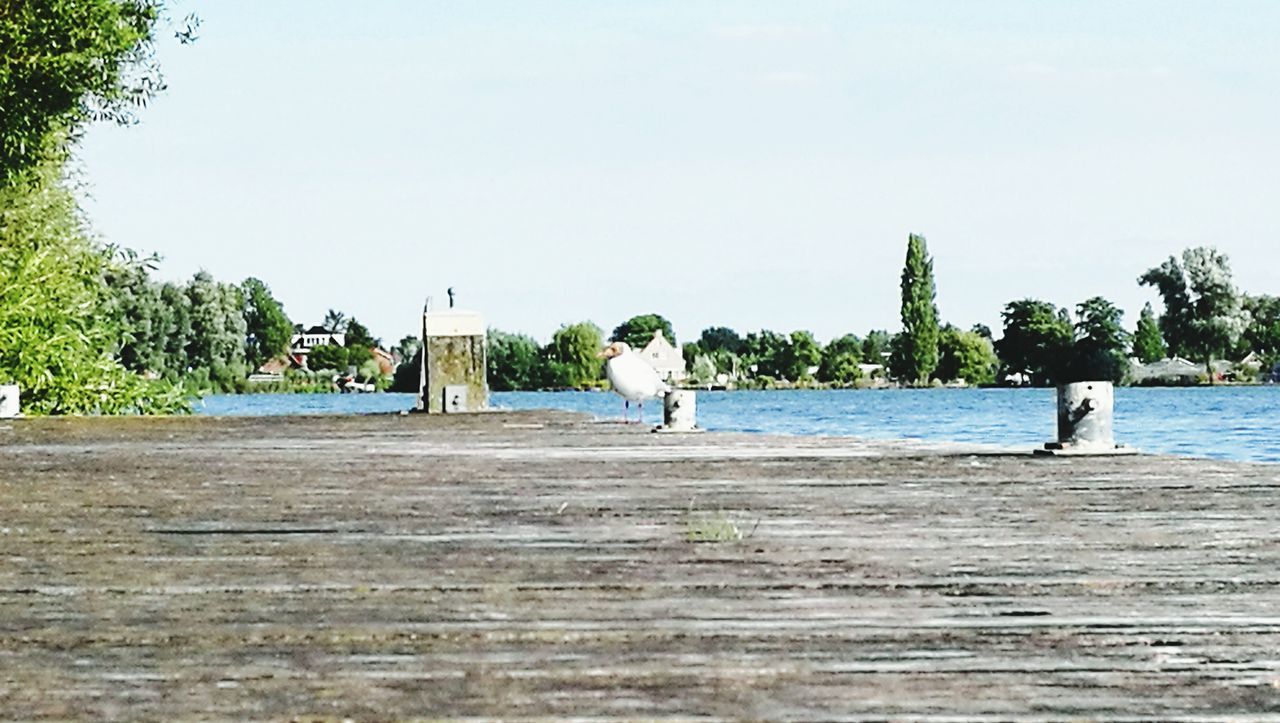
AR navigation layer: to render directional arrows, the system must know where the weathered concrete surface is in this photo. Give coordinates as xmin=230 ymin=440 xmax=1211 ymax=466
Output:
xmin=2 ymin=411 xmax=1280 ymax=720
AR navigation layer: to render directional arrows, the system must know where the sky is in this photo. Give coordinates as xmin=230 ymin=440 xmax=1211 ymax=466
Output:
xmin=76 ymin=1 xmax=1280 ymax=347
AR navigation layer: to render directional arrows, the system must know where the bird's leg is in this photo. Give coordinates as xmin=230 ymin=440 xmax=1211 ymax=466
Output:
xmin=622 ymin=399 xmax=630 ymax=423
xmin=636 ymin=399 xmax=643 ymax=425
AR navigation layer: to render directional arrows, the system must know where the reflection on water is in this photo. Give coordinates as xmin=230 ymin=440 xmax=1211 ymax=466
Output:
xmin=197 ymin=386 xmax=1280 ymax=464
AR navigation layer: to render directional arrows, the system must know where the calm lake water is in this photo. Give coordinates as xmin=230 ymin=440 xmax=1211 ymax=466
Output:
xmin=196 ymin=387 xmax=1280 ymax=464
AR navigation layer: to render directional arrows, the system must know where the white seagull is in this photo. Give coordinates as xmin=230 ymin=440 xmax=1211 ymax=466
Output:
xmin=599 ymin=341 xmax=670 ymax=423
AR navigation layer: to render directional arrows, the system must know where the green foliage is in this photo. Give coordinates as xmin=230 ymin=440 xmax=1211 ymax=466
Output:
xmin=102 ymin=248 xmax=170 ymax=376
xmin=1132 ymin=302 xmax=1166 ymax=363
xmin=1138 ymin=256 xmax=1193 ymax=358
xmin=487 ymin=329 xmax=543 ymax=391
xmin=781 ymin=330 xmax=822 ymax=381
xmin=0 ymin=0 xmax=165 ymax=182
xmin=391 ymin=335 xmax=420 ymax=362
xmin=896 ymin=233 xmax=940 ymax=385
xmin=306 ymin=343 xmax=348 ymax=372
xmin=1242 ymin=295 xmax=1280 ymax=362
xmin=390 ymin=348 xmax=421 ymax=393
xmin=681 ymin=342 xmax=700 ymax=367
xmin=817 ymin=334 xmax=862 ymax=385
xmin=995 ymin=299 xmax=1073 ymax=386
xmin=861 ymin=330 xmax=891 ymax=364
xmin=545 ymin=321 xmax=603 ymax=388
xmin=0 ymin=163 xmax=188 ymax=413
xmin=697 ymin=326 xmax=743 ymax=355
xmin=935 ymin=325 xmax=997 ymax=385
xmin=184 ymin=271 xmax=247 ymax=392
xmin=611 ymin=313 xmax=674 ymax=349
xmin=1141 ymin=247 xmax=1248 ymax=374
xmin=344 ymin=317 xmax=378 ymax=349
xmin=688 ymin=353 xmax=718 ymax=385
xmin=322 ymin=308 xmax=348 ymax=333
xmin=1064 ymin=296 xmax=1130 ymax=384
xmin=740 ymin=329 xmax=788 ymax=379
xmin=241 ymin=277 xmax=293 ymax=371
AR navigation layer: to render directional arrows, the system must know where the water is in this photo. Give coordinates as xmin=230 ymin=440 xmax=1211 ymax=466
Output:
xmin=196 ymin=387 xmax=1280 ymax=464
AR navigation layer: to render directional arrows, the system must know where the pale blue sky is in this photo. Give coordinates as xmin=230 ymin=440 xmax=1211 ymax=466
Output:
xmin=77 ymin=1 xmax=1280 ymax=346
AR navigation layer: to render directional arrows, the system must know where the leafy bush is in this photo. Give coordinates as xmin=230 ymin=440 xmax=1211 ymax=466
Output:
xmin=0 ymin=164 xmax=189 ymax=413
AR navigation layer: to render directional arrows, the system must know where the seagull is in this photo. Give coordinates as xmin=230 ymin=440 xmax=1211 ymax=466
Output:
xmin=599 ymin=341 xmax=671 ymax=424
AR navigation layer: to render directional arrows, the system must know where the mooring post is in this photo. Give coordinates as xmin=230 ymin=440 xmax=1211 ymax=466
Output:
xmin=1036 ymin=381 xmax=1135 ymax=456
xmin=0 ymin=385 xmax=19 ymax=419
xmin=416 ymin=309 xmax=489 ymax=414
xmin=655 ymin=389 xmax=701 ymax=433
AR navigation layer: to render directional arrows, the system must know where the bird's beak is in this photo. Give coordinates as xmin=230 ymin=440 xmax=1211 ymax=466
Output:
xmin=596 ymin=348 xmax=610 ymax=359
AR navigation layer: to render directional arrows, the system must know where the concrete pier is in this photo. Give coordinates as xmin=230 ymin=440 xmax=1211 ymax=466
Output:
xmin=2 ymin=412 xmax=1279 ymax=719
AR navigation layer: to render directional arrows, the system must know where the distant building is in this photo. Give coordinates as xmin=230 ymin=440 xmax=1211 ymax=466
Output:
xmin=1130 ymin=356 xmax=1202 ymax=385
xmin=371 ymin=347 xmax=396 ymax=376
xmin=639 ymin=329 xmax=687 ymax=384
xmin=290 ymin=326 xmax=346 ymax=368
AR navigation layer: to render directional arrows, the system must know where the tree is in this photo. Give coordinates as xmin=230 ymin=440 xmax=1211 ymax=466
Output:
xmin=1141 ymin=247 xmax=1248 ymax=379
xmin=861 ymin=330 xmax=892 ymax=364
xmin=241 ymin=277 xmax=293 ymax=371
xmin=306 ymin=343 xmax=348 ymax=372
xmin=779 ymin=330 xmax=822 ymax=381
xmin=935 ymin=325 xmax=998 ymax=385
xmin=681 ymin=342 xmax=701 ymax=368
xmin=896 ymin=233 xmax=940 ymax=385
xmin=103 ymin=250 xmax=170 ymax=376
xmin=0 ymin=1 xmax=173 ymax=183
xmin=1132 ymin=302 xmax=1166 ymax=363
xmin=687 ymin=354 xmax=718 ymax=386
xmin=344 ymin=317 xmax=379 ymax=349
xmin=158 ymin=281 xmax=193 ymax=378
xmin=322 ymin=308 xmax=348 ymax=333
xmin=544 ymin=322 xmax=603 ymax=388
xmin=0 ymin=161 xmax=187 ymax=413
xmin=697 ymin=327 xmax=743 ymax=355
xmin=185 ymin=271 xmax=247 ymax=392
xmin=391 ymin=335 xmax=421 ymax=363
xmin=995 ymin=299 xmax=1073 ymax=386
xmin=1065 ymin=296 xmax=1130 ymax=384
xmin=1242 ymin=295 xmax=1280 ymax=363
xmin=487 ymin=329 xmax=544 ymax=391
xmin=817 ymin=334 xmax=862 ymax=385
xmin=1138 ymin=253 xmax=1194 ymax=360
xmin=740 ymin=329 xmax=789 ymax=379
xmin=611 ymin=313 xmax=674 ymax=350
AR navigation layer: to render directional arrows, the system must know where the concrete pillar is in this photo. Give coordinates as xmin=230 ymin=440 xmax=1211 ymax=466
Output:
xmin=0 ymin=385 xmax=18 ymax=418
xmin=417 ymin=310 xmax=488 ymax=414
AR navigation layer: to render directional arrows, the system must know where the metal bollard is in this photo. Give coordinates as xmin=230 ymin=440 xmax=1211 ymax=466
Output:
xmin=1036 ymin=381 xmax=1134 ymax=456
xmin=654 ymin=389 xmax=701 ymax=433
xmin=0 ymin=384 xmax=19 ymax=419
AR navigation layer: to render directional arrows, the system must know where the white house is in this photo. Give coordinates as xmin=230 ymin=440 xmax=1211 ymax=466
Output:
xmin=639 ymin=329 xmax=687 ymax=384
xmin=290 ymin=325 xmax=346 ymax=365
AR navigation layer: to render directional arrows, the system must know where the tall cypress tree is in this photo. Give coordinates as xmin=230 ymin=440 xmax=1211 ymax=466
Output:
xmin=897 ymin=233 xmax=940 ymax=385
xmin=1132 ymin=302 xmax=1166 ymax=363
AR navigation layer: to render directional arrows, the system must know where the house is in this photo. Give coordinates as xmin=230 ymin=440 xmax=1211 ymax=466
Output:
xmin=1130 ymin=356 xmax=1202 ymax=385
xmin=638 ymin=329 xmax=687 ymax=384
xmin=290 ymin=326 xmax=346 ymax=367
xmin=371 ymin=347 xmax=396 ymax=376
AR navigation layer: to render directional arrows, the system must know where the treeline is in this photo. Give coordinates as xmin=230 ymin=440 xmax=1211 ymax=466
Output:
xmin=487 ymin=239 xmax=1280 ymax=391
xmin=104 ymin=258 xmax=386 ymax=395
xmin=0 ymin=3 xmax=400 ymax=413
